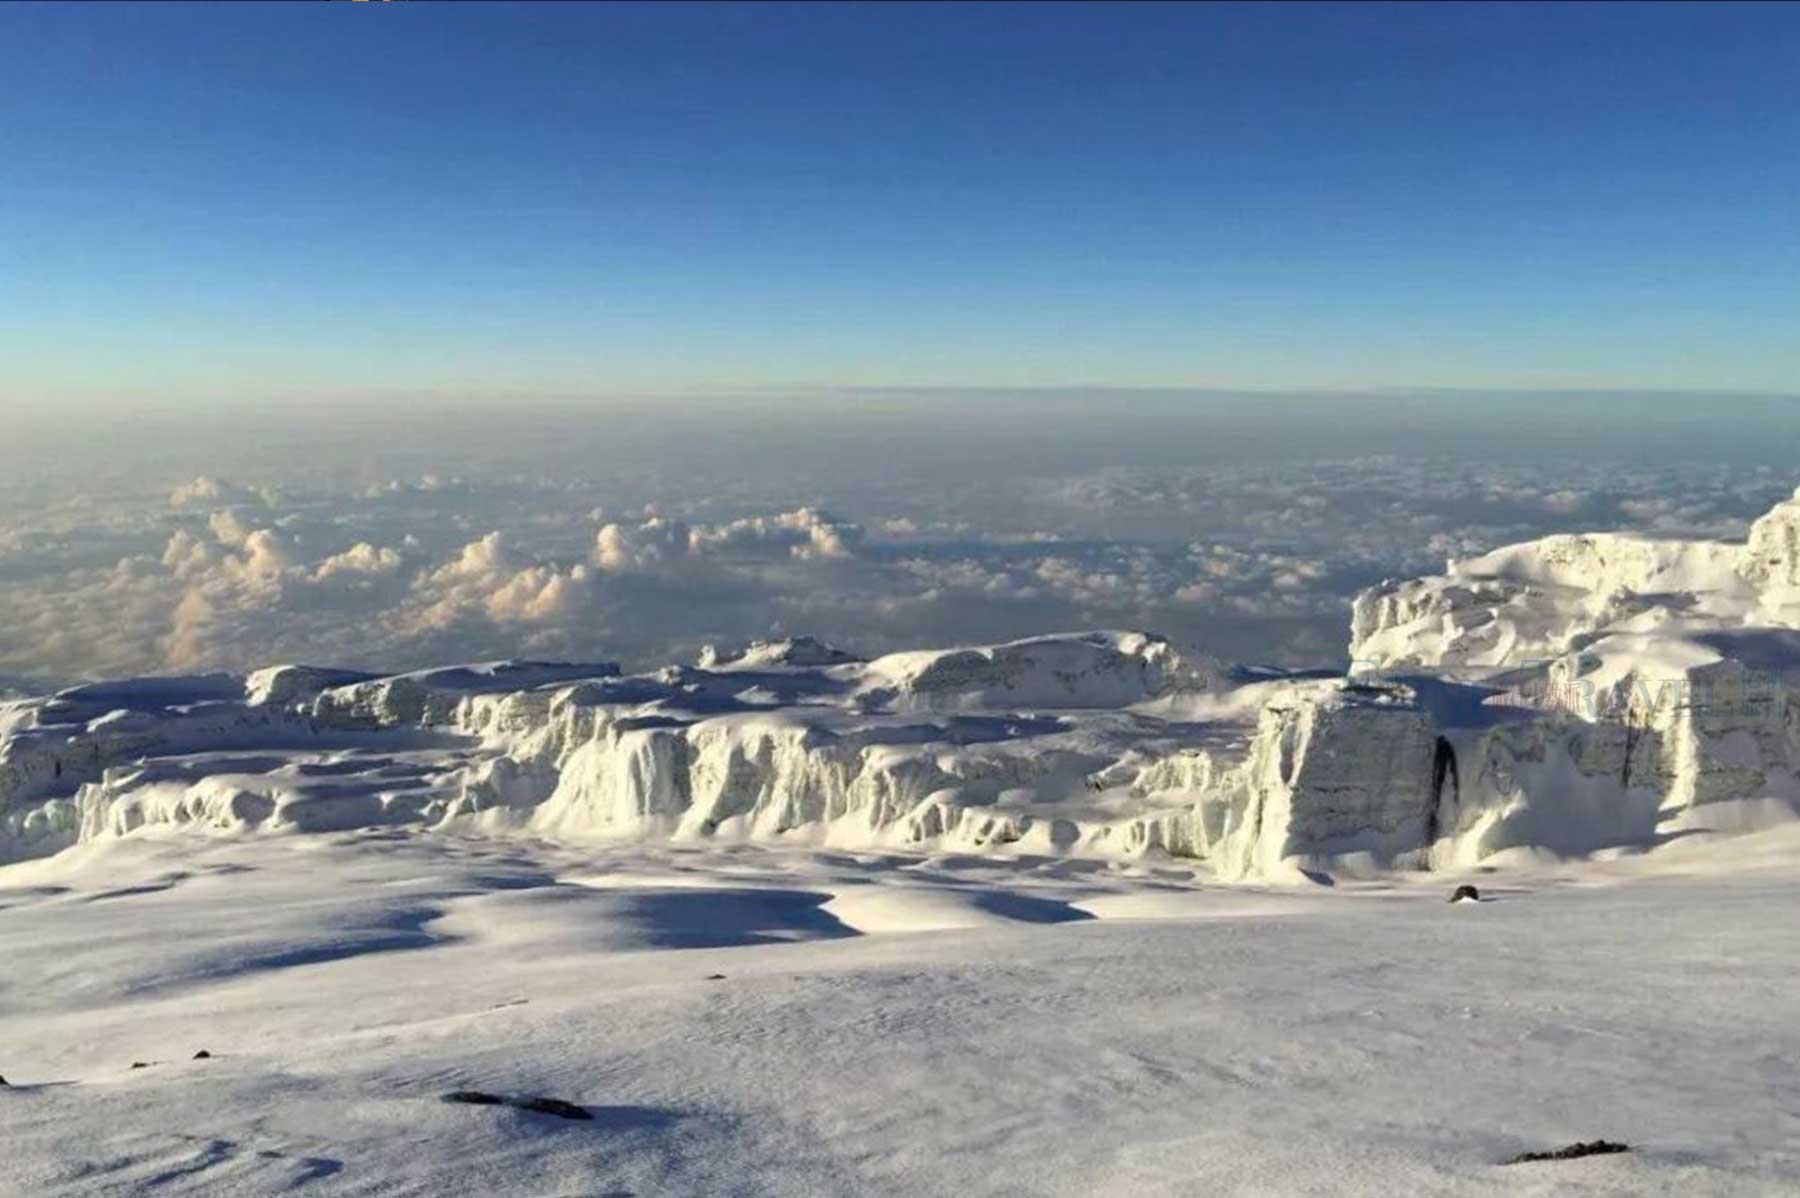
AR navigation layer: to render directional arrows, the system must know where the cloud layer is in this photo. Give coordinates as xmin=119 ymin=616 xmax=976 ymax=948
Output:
xmin=2 ymin=427 xmax=1789 ymax=692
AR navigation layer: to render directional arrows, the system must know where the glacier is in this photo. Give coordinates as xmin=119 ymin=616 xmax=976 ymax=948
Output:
xmin=11 ymin=490 xmax=1800 ymax=880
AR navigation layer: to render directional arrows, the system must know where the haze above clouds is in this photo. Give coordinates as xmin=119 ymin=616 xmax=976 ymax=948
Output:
xmin=3 ymin=391 xmax=1795 ymax=692
xmin=2 ymin=4 xmax=1797 ymax=695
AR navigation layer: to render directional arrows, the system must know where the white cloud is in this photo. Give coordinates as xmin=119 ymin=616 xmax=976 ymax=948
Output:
xmin=686 ymin=508 xmax=863 ymax=561
xmin=207 ymin=509 xmax=254 ymax=547
xmin=592 ymin=508 xmax=862 ymax=572
xmin=404 ymin=532 xmax=598 ymax=632
xmin=313 ymin=542 xmax=405 ymax=581
xmin=593 ymin=518 xmax=690 ymax=573
xmin=169 ymin=476 xmax=274 ymax=509
xmin=2 ymin=447 xmax=1789 ymax=688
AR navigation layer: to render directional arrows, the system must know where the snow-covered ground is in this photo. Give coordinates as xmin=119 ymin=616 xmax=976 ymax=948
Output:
xmin=3 ymin=828 xmax=1797 ymax=1197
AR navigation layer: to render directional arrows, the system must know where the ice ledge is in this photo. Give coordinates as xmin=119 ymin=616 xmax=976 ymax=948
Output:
xmin=6 ymin=615 xmax=1800 ymax=879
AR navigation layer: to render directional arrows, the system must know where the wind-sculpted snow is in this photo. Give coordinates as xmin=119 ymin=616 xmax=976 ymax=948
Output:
xmin=13 ymin=490 xmax=1800 ymax=880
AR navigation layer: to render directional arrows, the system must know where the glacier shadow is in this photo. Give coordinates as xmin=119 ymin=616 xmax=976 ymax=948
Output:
xmin=118 ymin=901 xmax=456 ymax=996
xmin=965 ymin=890 xmax=1097 ymax=923
xmin=558 ymin=887 xmax=857 ymax=949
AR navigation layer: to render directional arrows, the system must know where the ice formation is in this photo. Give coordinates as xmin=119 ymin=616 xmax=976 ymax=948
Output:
xmin=10 ymin=491 xmax=1800 ymax=878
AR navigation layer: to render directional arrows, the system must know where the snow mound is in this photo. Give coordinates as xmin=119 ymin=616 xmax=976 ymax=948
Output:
xmin=859 ymin=631 xmax=1201 ymax=711
xmin=698 ymin=637 xmax=863 ymax=670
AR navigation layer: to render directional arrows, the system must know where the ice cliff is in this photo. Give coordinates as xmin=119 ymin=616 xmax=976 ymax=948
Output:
xmin=10 ymin=491 xmax=1800 ymax=879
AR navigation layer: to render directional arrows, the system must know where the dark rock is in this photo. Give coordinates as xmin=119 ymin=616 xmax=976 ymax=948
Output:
xmin=705 ymin=973 xmax=727 ymax=981
xmin=0 ymin=1074 xmax=8 ymax=1085
xmin=516 ymin=1096 xmax=593 ymax=1121
xmin=129 ymin=1062 xmax=149 ymax=1070
xmin=442 ymin=1090 xmax=505 ymax=1106
xmin=442 ymin=1090 xmax=592 ymax=1120
xmin=192 ymin=1050 xmax=211 ymax=1060
xmin=1449 ymin=884 xmax=1481 ymax=903
xmin=1506 ymin=1140 xmax=1630 ymax=1164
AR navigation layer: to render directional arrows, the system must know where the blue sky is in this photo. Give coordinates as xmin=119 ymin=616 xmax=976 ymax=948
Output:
xmin=3 ymin=1 xmax=1797 ymax=400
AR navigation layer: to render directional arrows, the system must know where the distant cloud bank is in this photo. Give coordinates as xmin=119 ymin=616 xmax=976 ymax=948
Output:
xmin=0 ymin=437 xmax=1787 ymax=690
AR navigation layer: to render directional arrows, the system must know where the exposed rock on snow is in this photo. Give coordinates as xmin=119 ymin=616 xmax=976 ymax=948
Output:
xmin=11 ymin=489 xmax=1800 ymax=878
xmin=441 ymin=1091 xmax=593 ymax=1120
xmin=515 ymin=1097 xmax=593 ymax=1121
xmin=1504 ymin=1140 xmax=1631 ymax=1165
xmin=443 ymin=1091 xmax=505 ymax=1106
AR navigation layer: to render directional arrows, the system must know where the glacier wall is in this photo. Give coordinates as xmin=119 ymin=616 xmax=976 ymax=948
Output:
xmin=2 ymin=635 xmax=1461 ymax=879
xmin=15 ymin=486 xmax=1800 ymax=879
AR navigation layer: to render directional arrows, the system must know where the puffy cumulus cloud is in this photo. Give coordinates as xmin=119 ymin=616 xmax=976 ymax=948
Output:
xmin=234 ymin=529 xmax=295 ymax=584
xmin=484 ymin=564 xmax=592 ymax=623
xmin=403 ymin=532 xmax=598 ymax=633
xmin=593 ymin=508 xmax=863 ymax=572
xmin=207 ymin=509 xmax=255 ymax=548
xmin=147 ymin=521 xmax=607 ymax=672
xmin=168 ymin=476 xmax=232 ymax=508
xmin=4 ymin=451 xmax=1796 ymax=687
xmin=143 ymin=523 xmax=606 ymax=671
xmin=313 ymin=542 xmax=406 ymax=582
xmin=593 ymin=518 xmax=691 ymax=573
xmin=426 ymin=532 xmax=513 ymax=585
xmin=0 ymin=507 xmax=412 ymax=676
xmin=155 ymin=521 xmax=306 ymax=667
xmin=687 ymin=507 xmax=863 ymax=561
xmin=168 ymin=476 xmax=277 ymax=509
xmin=160 ymin=528 xmax=216 ymax=580
xmin=157 ymin=524 xmax=292 ymax=594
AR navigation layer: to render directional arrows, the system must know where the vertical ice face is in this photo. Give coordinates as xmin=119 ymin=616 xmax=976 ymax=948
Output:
xmin=1742 ymin=487 xmax=1800 ymax=630
xmin=1339 ymin=486 xmax=1800 ymax=869
xmin=1232 ymin=686 xmax=1440 ymax=878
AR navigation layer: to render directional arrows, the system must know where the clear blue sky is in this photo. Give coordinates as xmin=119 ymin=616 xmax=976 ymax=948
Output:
xmin=3 ymin=1 xmax=1797 ymax=401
